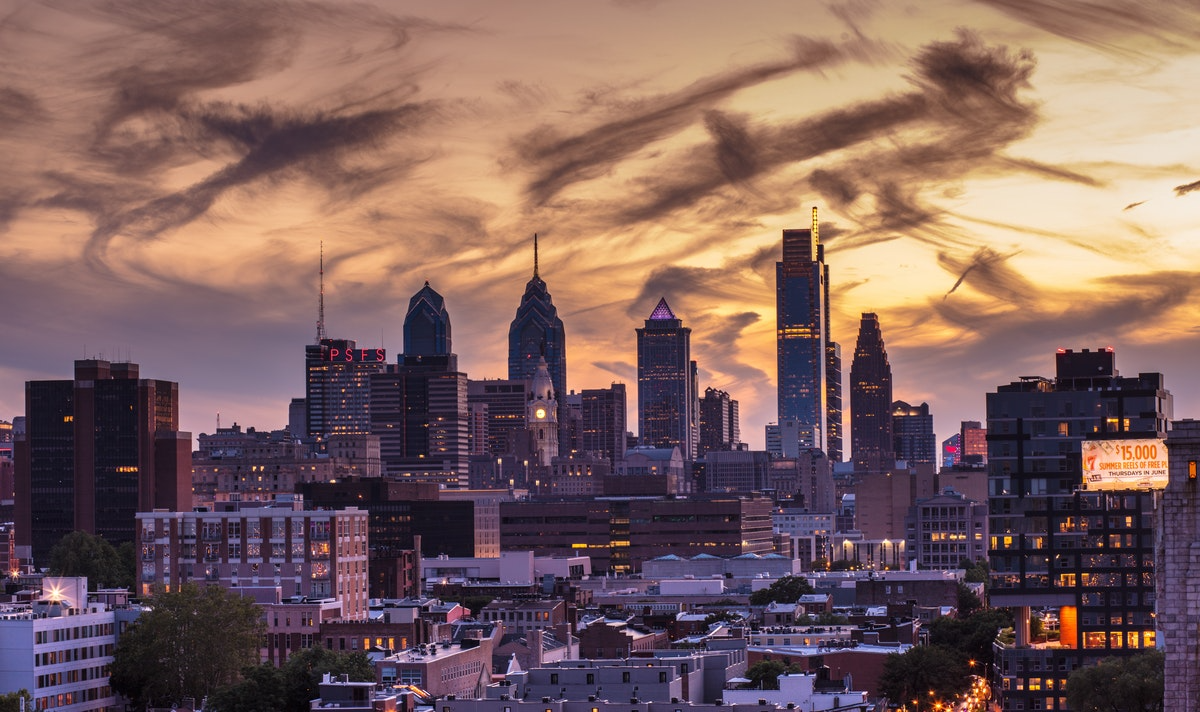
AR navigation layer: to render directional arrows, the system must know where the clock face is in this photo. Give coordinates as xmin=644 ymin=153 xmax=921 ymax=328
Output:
xmin=535 ymin=407 xmax=547 ymax=419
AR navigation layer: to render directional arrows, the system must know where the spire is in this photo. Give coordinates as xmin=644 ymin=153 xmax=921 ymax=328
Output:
xmin=533 ymin=233 xmax=539 ymax=279
xmin=812 ymin=206 xmax=819 ymax=245
xmin=316 ymin=241 xmax=327 ymax=343
xmin=648 ymin=297 xmax=676 ymax=321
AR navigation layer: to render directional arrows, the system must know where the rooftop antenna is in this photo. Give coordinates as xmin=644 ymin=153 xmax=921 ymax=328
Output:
xmin=812 ymin=206 xmax=819 ymax=244
xmin=533 ymin=233 xmax=539 ymax=279
xmin=316 ymin=241 xmax=327 ymax=344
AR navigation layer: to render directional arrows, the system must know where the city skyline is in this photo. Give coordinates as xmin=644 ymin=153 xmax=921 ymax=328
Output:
xmin=3 ymin=1 xmax=1200 ymax=448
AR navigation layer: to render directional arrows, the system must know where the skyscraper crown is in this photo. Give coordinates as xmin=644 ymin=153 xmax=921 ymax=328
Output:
xmin=649 ymin=297 xmax=676 ymax=321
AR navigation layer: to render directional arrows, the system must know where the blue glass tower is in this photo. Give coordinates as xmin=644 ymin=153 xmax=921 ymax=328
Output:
xmin=776 ymin=207 xmax=842 ymax=459
xmin=404 ymin=281 xmax=452 ymax=357
xmin=508 ymin=234 xmax=567 ymax=409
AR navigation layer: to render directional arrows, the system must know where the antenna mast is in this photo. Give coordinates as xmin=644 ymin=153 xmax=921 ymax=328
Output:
xmin=812 ymin=206 xmax=819 ymax=244
xmin=533 ymin=233 xmax=539 ymax=279
xmin=316 ymin=241 xmax=327 ymax=343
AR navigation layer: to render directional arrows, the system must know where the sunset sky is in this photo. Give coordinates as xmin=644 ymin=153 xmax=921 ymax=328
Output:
xmin=3 ymin=0 xmax=1200 ymax=451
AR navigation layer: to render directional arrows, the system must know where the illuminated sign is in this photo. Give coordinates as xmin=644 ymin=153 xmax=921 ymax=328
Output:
xmin=1081 ymin=439 xmax=1168 ymax=491
xmin=325 ymin=347 xmax=386 ymax=363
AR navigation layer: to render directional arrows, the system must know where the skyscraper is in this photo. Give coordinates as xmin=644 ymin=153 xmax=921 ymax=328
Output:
xmin=891 ymin=400 xmax=935 ymax=466
xmin=13 ymin=360 xmax=191 ymax=565
xmin=580 ymin=383 xmax=627 ymax=464
xmin=303 ymin=250 xmax=385 ymax=443
xmin=698 ymin=387 xmax=740 ymax=457
xmin=850 ymin=312 xmax=893 ymax=473
xmin=371 ymin=283 xmax=468 ymax=486
xmin=508 ymin=235 xmax=566 ymax=424
xmin=776 ymin=207 xmax=842 ymax=460
xmin=987 ymin=348 xmax=1171 ymax=711
xmin=636 ymin=298 xmax=696 ymax=460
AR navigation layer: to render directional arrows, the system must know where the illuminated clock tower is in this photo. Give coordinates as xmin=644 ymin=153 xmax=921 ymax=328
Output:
xmin=528 ymin=356 xmax=558 ymax=466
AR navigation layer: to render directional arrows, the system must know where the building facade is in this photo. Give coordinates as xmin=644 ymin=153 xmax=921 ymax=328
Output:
xmin=637 ymin=299 xmax=696 ymax=460
xmin=849 ymin=314 xmax=893 ymax=473
xmin=580 ymin=384 xmax=627 ymax=465
xmin=987 ymin=348 xmax=1172 ymax=711
xmin=136 ymin=503 xmax=370 ymax=620
xmin=371 ymin=283 xmax=469 ymax=486
xmin=304 ymin=339 xmax=387 ymax=444
xmin=508 ymin=236 xmax=567 ymax=434
xmin=775 ymin=208 xmax=842 ymax=461
xmin=698 ymin=388 xmax=740 ymax=457
xmin=904 ymin=489 xmax=987 ymax=570
xmin=14 ymin=360 xmax=191 ymax=566
xmin=891 ymin=400 xmax=935 ymax=466
xmin=499 ymin=496 xmax=774 ymax=574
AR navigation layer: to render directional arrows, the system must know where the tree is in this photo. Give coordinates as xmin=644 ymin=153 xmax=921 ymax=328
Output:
xmin=744 ymin=660 xmax=800 ymax=690
xmin=110 ymin=584 xmax=265 ymax=709
xmin=279 ymin=647 xmax=374 ymax=712
xmin=1066 ymin=651 xmax=1163 ymax=712
xmin=961 ymin=558 xmax=990 ymax=584
xmin=927 ymin=608 xmax=1012 ymax=669
xmin=206 ymin=648 xmax=375 ymax=712
xmin=748 ymin=576 xmax=815 ymax=605
xmin=0 ymin=690 xmax=33 ymax=712
xmin=957 ymin=581 xmax=983 ymax=618
xmin=878 ymin=645 xmax=970 ymax=707
xmin=46 ymin=530 xmax=132 ymax=589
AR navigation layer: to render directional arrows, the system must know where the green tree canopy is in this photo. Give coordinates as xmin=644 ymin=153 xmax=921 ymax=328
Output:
xmin=46 ymin=530 xmax=132 ymax=590
xmin=957 ymin=581 xmax=983 ymax=618
xmin=878 ymin=645 xmax=970 ymax=708
xmin=748 ymin=576 xmax=815 ymax=605
xmin=927 ymin=608 xmax=1012 ymax=669
xmin=1066 ymin=650 xmax=1163 ymax=712
xmin=0 ymin=690 xmax=34 ymax=712
xmin=744 ymin=660 xmax=801 ymax=690
xmin=206 ymin=648 xmax=374 ymax=712
xmin=110 ymin=584 xmax=265 ymax=709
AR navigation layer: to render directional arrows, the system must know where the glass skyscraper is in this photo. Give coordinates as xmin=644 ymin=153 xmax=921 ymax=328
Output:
xmin=508 ymin=235 xmax=566 ymax=411
xmin=850 ymin=312 xmax=893 ymax=472
xmin=636 ymin=298 xmax=696 ymax=460
xmin=776 ymin=208 xmax=842 ymax=460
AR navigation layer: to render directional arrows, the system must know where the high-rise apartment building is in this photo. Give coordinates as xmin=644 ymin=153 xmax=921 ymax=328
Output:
xmin=371 ymin=283 xmax=468 ymax=486
xmin=850 ymin=313 xmax=893 ymax=473
xmin=580 ymin=384 xmax=626 ymax=465
xmin=636 ymin=298 xmax=696 ymax=460
xmin=508 ymin=236 xmax=566 ymax=426
xmin=698 ymin=387 xmax=740 ymax=457
xmin=960 ymin=420 xmax=987 ymax=464
xmin=14 ymin=360 xmax=191 ymax=566
xmin=892 ymin=400 xmax=935 ymax=466
xmin=987 ymin=348 xmax=1171 ymax=712
xmin=776 ymin=208 xmax=842 ymax=461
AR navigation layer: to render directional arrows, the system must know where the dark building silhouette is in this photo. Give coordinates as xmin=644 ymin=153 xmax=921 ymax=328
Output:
xmin=636 ymin=298 xmax=696 ymax=460
xmin=580 ymin=384 xmax=627 ymax=465
xmin=297 ymin=479 xmax=474 ymax=598
xmin=508 ymin=235 xmax=566 ymax=433
xmin=371 ymin=283 xmax=468 ymax=486
xmin=499 ymin=495 xmax=774 ymax=574
xmin=987 ymin=348 xmax=1171 ymax=712
xmin=14 ymin=360 xmax=191 ymax=565
xmin=891 ymin=400 xmax=935 ymax=466
xmin=467 ymin=379 xmax=531 ymax=457
xmin=776 ymin=208 xmax=843 ymax=460
xmin=850 ymin=313 xmax=893 ymax=473
xmin=698 ymin=387 xmax=740 ymax=457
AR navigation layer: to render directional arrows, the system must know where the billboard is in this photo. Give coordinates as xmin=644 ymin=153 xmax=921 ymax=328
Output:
xmin=1081 ymin=439 xmax=1168 ymax=491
